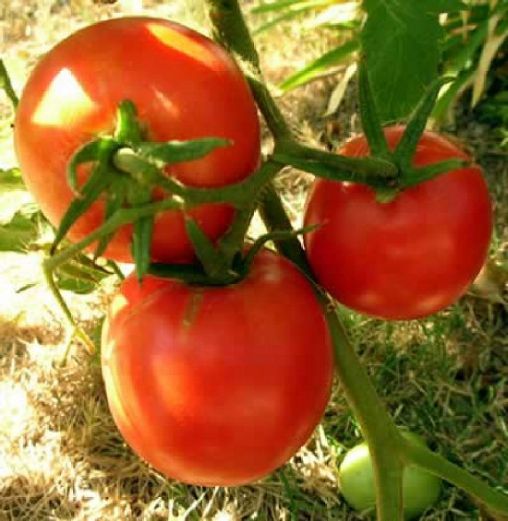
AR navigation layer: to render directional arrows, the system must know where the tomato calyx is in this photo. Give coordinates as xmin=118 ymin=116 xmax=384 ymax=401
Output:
xmin=274 ymin=70 xmax=470 ymax=203
xmin=51 ymin=99 xmax=231 ymax=279
xmin=359 ymin=69 xmax=470 ymax=201
xmin=147 ymin=223 xmax=314 ymax=287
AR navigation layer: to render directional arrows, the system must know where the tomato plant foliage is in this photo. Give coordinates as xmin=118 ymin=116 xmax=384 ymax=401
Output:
xmin=101 ymin=249 xmax=333 ymax=486
xmin=14 ymin=17 xmax=260 ymax=264
xmin=361 ymin=0 xmax=464 ymax=122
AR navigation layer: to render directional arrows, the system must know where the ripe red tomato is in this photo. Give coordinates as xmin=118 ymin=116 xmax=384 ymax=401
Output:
xmin=101 ymin=249 xmax=334 ymax=486
xmin=14 ymin=17 xmax=260 ymax=263
xmin=304 ymin=126 xmax=492 ymax=320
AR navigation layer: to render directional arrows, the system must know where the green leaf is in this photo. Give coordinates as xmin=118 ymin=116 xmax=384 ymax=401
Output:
xmin=280 ymin=38 xmax=359 ymax=92
xmin=252 ymin=0 xmax=331 ymax=15
xmin=0 ymin=168 xmax=33 ymax=224
xmin=445 ymin=19 xmax=489 ymax=72
xmin=0 ymin=167 xmax=24 ymax=186
xmin=136 ymin=138 xmax=230 ymax=166
xmin=361 ymin=1 xmax=443 ymax=123
xmin=55 ymin=256 xmax=112 ymax=294
xmin=423 ymin=0 xmax=466 ymax=14
xmin=0 ymin=205 xmax=40 ymax=252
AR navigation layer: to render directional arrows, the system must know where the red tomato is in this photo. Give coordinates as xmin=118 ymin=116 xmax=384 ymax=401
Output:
xmin=101 ymin=249 xmax=334 ymax=486
xmin=304 ymin=126 xmax=492 ymax=320
xmin=14 ymin=17 xmax=260 ymax=263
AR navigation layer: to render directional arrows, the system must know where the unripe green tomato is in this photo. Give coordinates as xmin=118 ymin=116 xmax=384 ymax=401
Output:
xmin=338 ymin=433 xmax=442 ymax=519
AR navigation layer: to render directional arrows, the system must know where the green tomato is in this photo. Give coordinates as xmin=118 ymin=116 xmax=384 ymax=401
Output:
xmin=338 ymin=432 xmax=442 ymax=519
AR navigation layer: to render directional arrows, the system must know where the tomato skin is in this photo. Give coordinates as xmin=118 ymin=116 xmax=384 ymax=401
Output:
xmin=14 ymin=17 xmax=260 ymax=263
xmin=101 ymin=249 xmax=333 ymax=486
xmin=304 ymin=126 xmax=492 ymax=320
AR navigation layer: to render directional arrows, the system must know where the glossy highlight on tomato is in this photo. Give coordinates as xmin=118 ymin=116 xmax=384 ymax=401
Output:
xmin=304 ymin=126 xmax=492 ymax=320
xmin=14 ymin=17 xmax=260 ymax=263
xmin=101 ymin=249 xmax=334 ymax=486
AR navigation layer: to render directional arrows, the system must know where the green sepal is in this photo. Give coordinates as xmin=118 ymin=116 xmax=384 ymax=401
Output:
xmin=241 ymin=224 xmax=319 ymax=273
xmin=184 ymin=216 xmax=231 ymax=281
xmin=93 ymin=182 xmax=127 ymax=259
xmin=358 ymin=59 xmax=390 ymax=159
xmin=52 ymin=163 xmax=112 ymax=254
xmin=67 ymin=138 xmax=116 ymax=195
xmin=401 ymin=159 xmax=470 ymax=188
xmin=55 ymin=253 xmax=112 ymax=295
xmin=147 ymin=263 xmax=211 ymax=285
xmin=115 ymin=100 xmax=144 ymax=144
xmin=136 ymin=138 xmax=231 ymax=166
xmin=132 ymin=215 xmax=154 ymax=281
xmin=394 ymin=76 xmax=455 ymax=171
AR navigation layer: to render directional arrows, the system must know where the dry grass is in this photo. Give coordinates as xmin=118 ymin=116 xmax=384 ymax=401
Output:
xmin=1 ymin=1 xmax=507 ymax=520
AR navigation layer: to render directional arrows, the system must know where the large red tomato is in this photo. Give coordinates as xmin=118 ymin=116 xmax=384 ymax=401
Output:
xmin=304 ymin=126 xmax=492 ymax=320
xmin=101 ymin=249 xmax=334 ymax=486
xmin=14 ymin=17 xmax=260 ymax=263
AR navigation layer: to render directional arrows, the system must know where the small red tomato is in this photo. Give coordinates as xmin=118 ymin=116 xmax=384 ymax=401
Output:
xmin=304 ymin=126 xmax=492 ymax=320
xmin=101 ymin=249 xmax=334 ymax=486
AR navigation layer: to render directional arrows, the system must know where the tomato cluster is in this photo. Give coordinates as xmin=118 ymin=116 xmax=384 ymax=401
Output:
xmin=14 ymin=15 xmax=492 ymax=490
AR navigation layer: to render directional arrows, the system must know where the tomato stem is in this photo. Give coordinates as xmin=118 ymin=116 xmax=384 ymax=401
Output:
xmin=205 ymin=0 xmax=292 ymax=141
xmin=42 ymin=263 xmax=95 ymax=355
xmin=113 ymin=148 xmax=280 ymax=207
xmin=205 ymin=3 xmax=508 ymax=520
xmin=274 ymin=141 xmax=398 ymax=186
xmin=258 ymin=184 xmax=405 ymax=521
xmin=401 ymin=436 xmax=508 ymax=517
xmin=46 ymin=198 xmax=183 ymax=273
xmin=0 ymin=58 xmax=18 ymax=109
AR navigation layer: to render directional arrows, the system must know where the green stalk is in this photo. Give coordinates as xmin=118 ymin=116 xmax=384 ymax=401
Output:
xmin=113 ymin=149 xmax=280 ymax=207
xmin=401 ymin=437 xmax=508 ymax=517
xmin=258 ymin=188 xmax=404 ymax=520
xmin=274 ymin=141 xmax=398 ymax=186
xmin=46 ymin=199 xmax=182 ymax=272
xmin=43 ymin=265 xmax=95 ymax=354
xmin=205 ymin=0 xmax=291 ymax=140
xmin=0 ymin=59 xmax=19 ymax=109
